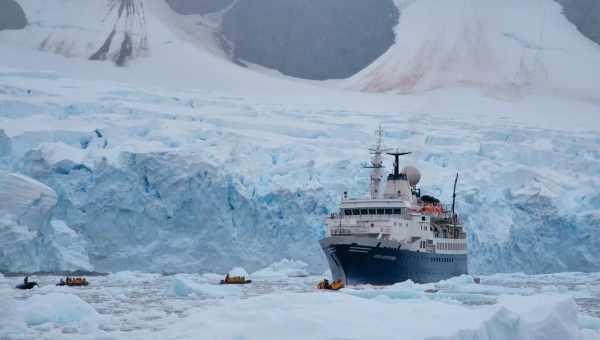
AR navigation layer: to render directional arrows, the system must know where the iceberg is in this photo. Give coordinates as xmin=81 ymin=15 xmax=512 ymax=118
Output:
xmin=166 ymin=274 xmax=242 ymax=298
xmin=16 ymin=293 xmax=100 ymax=334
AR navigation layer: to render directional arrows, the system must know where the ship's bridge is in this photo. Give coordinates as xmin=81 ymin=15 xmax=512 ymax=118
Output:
xmin=339 ymin=198 xmax=412 ymax=217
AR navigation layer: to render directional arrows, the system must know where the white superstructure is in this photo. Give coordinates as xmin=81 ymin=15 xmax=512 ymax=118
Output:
xmin=325 ymin=128 xmax=467 ymax=255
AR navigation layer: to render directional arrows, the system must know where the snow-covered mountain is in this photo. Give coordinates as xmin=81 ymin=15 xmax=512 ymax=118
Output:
xmin=348 ymin=0 xmax=600 ymax=99
xmin=0 ymin=0 xmax=599 ymax=274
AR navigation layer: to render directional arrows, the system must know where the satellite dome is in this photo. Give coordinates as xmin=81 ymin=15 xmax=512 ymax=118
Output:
xmin=402 ymin=166 xmax=421 ymax=186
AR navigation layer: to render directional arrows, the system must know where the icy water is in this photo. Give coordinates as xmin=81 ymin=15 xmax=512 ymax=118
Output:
xmin=3 ymin=272 xmax=600 ymax=339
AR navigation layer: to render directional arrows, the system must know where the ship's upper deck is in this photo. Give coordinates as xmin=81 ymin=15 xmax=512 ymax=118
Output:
xmin=340 ymin=198 xmax=412 ymax=209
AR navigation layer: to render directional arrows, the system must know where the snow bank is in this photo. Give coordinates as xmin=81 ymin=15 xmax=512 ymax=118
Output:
xmin=166 ymin=274 xmax=241 ymax=298
xmin=252 ymin=259 xmax=309 ymax=279
xmin=16 ymin=293 xmax=100 ymax=334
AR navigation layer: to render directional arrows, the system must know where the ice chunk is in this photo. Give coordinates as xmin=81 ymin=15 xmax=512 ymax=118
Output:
xmin=166 ymin=274 xmax=241 ymax=298
xmin=579 ymin=315 xmax=600 ymax=332
xmin=16 ymin=293 xmax=100 ymax=334
xmin=252 ymin=259 xmax=309 ymax=279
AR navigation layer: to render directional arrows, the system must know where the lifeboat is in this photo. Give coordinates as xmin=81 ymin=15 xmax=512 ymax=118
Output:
xmin=220 ymin=275 xmax=252 ymax=284
xmin=15 ymin=282 xmax=38 ymax=290
xmin=57 ymin=277 xmax=89 ymax=286
xmin=421 ymin=203 xmax=443 ymax=214
xmin=317 ymin=279 xmax=344 ymax=291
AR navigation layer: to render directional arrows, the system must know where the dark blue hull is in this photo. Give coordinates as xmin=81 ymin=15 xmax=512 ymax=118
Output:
xmin=320 ymin=236 xmax=468 ymax=285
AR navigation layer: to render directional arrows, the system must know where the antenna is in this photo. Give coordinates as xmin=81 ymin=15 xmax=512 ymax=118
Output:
xmin=451 ymin=172 xmax=458 ymax=224
xmin=386 ymin=151 xmax=411 ymax=176
xmin=364 ymin=125 xmax=391 ymax=199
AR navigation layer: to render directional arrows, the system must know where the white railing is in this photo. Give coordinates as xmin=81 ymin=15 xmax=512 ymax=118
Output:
xmin=330 ymin=225 xmax=392 ymax=236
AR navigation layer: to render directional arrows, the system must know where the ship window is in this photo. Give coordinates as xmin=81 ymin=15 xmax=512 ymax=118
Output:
xmin=368 ymin=209 xmax=376 ymax=215
xmin=344 ymin=209 xmax=352 ymax=216
xmin=352 ymin=209 xmax=360 ymax=215
xmin=385 ymin=208 xmax=393 ymax=215
xmin=376 ymin=208 xmax=384 ymax=215
xmin=392 ymin=208 xmax=400 ymax=214
xmin=361 ymin=209 xmax=368 ymax=215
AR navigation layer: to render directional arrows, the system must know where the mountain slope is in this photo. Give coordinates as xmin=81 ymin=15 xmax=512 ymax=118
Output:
xmin=348 ymin=0 xmax=600 ymax=100
xmin=0 ymin=0 xmax=27 ymax=31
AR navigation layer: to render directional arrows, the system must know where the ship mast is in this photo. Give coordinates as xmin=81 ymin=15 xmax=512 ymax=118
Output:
xmin=364 ymin=125 xmax=386 ymax=199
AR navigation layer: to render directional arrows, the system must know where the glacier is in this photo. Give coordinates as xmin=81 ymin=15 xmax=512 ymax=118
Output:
xmin=0 ymin=170 xmax=92 ymax=272
xmin=0 ymin=69 xmax=598 ymax=274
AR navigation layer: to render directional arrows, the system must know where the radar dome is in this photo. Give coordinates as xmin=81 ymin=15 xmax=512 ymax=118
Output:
xmin=402 ymin=166 xmax=421 ymax=186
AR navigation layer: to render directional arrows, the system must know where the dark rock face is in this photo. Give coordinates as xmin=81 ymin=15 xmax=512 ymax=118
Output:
xmin=221 ymin=0 xmax=398 ymax=80
xmin=166 ymin=0 xmax=234 ymax=15
xmin=557 ymin=0 xmax=600 ymax=46
xmin=0 ymin=0 xmax=27 ymax=31
xmin=87 ymin=0 xmax=148 ymax=67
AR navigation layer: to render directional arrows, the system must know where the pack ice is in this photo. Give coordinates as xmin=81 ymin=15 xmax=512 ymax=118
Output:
xmin=2 ymin=272 xmax=599 ymax=340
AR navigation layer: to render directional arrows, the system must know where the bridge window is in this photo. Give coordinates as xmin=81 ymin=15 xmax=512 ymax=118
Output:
xmin=368 ymin=209 xmax=376 ymax=215
xmin=344 ymin=209 xmax=352 ymax=216
xmin=352 ymin=209 xmax=360 ymax=215
xmin=393 ymin=208 xmax=402 ymax=214
xmin=376 ymin=208 xmax=384 ymax=215
xmin=385 ymin=208 xmax=393 ymax=215
xmin=361 ymin=209 xmax=368 ymax=215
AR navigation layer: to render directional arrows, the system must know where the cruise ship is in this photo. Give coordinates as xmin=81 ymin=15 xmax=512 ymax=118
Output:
xmin=320 ymin=128 xmax=468 ymax=285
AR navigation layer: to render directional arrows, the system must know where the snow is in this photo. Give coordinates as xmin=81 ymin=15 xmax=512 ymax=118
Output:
xmin=2 ymin=272 xmax=598 ymax=340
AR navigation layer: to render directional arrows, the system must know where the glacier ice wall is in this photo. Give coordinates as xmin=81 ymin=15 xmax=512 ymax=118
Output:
xmin=14 ymin=151 xmax=327 ymax=273
xmin=0 ymin=70 xmax=599 ymax=274
xmin=0 ymin=170 xmax=92 ymax=272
